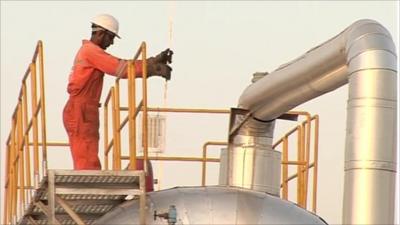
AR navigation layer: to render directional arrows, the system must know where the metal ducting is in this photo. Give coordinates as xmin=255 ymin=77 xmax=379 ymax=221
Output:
xmin=237 ymin=19 xmax=397 ymax=224
xmin=221 ymin=114 xmax=282 ymax=196
xmin=94 ymin=186 xmax=327 ymax=225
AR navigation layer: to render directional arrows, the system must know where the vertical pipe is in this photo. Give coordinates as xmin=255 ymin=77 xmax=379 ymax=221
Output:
xmin=29 ymin=63 xmax=39 ymax=188
xmin=235 ymin=20 xmax=396 ymax=223
xmin=128 ymin=60 xmax=137 ymax=170
xmin=37 ymin=41 xmax=48 ymax=175
xmin=141 ymin=42 xmax=149 ymax=173
xmin=343 ymin=35 xmax=397 ymax=223
xmin=282 ymin=136 xmax=289 ymax=200
xmin=312 ymin=115 xmax=319 ymax=213
xmin=115 ymin=80 xmax=122 ymax=170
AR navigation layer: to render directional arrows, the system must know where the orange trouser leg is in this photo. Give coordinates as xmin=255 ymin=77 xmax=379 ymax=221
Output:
xmin=63 ymin=100 xmax=101 ymax=170
xmin=69 ymin=135 xmax=101 ymax=170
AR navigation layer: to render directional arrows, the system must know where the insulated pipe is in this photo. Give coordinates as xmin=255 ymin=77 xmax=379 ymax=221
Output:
xmin=227 ymin=117 xmax=282 ymax=196
xmin=237 ymin=19 xmax=397 ymax=224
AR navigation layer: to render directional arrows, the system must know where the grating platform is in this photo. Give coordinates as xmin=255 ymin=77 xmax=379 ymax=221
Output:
xmin=18 ymin=170 xmax=146 ymax=225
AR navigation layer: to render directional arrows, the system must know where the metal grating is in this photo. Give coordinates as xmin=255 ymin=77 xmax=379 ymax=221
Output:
xmin=32 ymin=203 xmax=117 ymax=214
xmin=40 ymin=193 xmax=127 ymax=201
xmin=55 ymin=175 xmax=139 ymax=184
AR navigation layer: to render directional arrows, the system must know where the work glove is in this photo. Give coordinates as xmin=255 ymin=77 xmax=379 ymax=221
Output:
xmin=147 ymin=58 xmax=172 ymax=81
xmin=154 ymin=48 xmax=173 ymax=64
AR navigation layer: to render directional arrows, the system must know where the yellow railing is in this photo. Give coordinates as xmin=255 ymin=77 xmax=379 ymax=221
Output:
xmin=102 ymin=42 xmax=230 ymax=173
xmin=273 ymin=112 xmax=319 ymax=213
xmin=3 ymin=41 xmax=48 ymax=224
xmin=102 ymin=42 xmax=149 ymax=171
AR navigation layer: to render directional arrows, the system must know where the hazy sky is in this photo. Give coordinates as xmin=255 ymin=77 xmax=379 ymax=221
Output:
xmin=1 ymin=1 xmax=398 ymax=224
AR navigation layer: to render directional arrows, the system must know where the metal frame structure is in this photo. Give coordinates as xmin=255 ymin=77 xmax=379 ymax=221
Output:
xmin=3 ymin=41 xmax=47 ymax=224
xmin=238 ymin=19 xmax=397 ymax=224
xmin=19 ymin=170 xmax=147 ymax=225
xmin=273 ymin=113 xmax=319 ymax=213
xmin=3 ymin=41 xmax=321 ymax=224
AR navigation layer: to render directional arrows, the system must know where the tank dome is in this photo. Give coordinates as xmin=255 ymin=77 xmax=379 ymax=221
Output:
xmin=94 ymin=186 xmax=327 ymax=224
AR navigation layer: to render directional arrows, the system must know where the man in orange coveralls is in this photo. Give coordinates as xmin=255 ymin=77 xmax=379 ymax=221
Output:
xmin=63 ymin=14 xmax=172 ymax=171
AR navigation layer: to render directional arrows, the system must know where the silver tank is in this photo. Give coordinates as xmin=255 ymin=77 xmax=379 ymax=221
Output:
xmin=94 ymin=186 xmax=327 ymax=225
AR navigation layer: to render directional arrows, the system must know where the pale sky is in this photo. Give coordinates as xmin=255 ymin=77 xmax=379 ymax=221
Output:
xmin=1 ymin=1 xmax=399 ymax=224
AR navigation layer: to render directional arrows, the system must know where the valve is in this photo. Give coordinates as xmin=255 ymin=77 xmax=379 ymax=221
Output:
xmin=154 ymin=205 xmax=177 ymax=225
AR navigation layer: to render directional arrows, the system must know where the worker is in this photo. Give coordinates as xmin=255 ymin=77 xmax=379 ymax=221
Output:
xmin=63 ymin=14 xmax=172 ymax=175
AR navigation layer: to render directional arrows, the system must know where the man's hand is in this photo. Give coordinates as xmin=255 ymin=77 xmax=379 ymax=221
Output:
xmin=147 ymin=58 xmax=172 ymax=80
xmin=154 ymin=48 xmax=173 ymax=64
xmin=146 ymin=48 xmax=174 ymax=80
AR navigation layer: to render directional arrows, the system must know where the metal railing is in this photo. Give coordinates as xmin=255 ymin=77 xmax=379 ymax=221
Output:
xmin=3 ymin=41 xmax=48 ymax=224
xmin=91 ymin=41 xmax=321 ymax=214
xmin=103 ymin=42 xmax=149 ymax=171
xmin=273 ymin=112 xmax=319 ymax=213
xmin=102 ymin=42 xmax=230 ymax=173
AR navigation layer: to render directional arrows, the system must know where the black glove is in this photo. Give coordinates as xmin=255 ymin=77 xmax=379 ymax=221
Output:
xmin=147 ymin=58 xmax=172 ymax=81
xmin=154 ymin=48 xmax=173 ymax=64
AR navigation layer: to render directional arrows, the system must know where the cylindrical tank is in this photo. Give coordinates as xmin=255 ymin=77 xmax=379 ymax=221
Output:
xmin=94 ymin=186 xmax=327 ymax=225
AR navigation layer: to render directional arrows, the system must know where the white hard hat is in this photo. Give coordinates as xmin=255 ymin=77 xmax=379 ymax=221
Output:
xmin=91 ymin=14 xmax=120 ymax=38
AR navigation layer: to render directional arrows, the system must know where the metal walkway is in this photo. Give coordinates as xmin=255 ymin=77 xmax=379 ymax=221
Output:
xmin=18 ymin=170 xmax=146 ymax=225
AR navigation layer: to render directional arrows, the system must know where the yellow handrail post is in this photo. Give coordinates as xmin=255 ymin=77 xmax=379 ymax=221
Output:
xmin=201 ymin=144 xmax=207 ymax=186
xmin=22 ymin=82 xmax=32 ymax=202
xmin=111 ymin=87 xmax=119 ymax=170
xmin=303 ymin=115 xmax=311 ymax=208
xmin=104 ymin=98 xmax=109 ymax=170
xmin=38 ymin=41 xmax=48 ymax=176
xmin=141 ymin=42 xmax=149 ymax=174
xmin=3 ymin=142 xmax=10 ymax=224
xmin=201 ymin=141 xmax=227 ymax=186
xmin=17 ymin=103 xmax=26 ymax=216
xmin=312 ymin=115 xmax=320 ymax=213
xmin=274 ymin=112 xmax=320 ymax=211
xmin=103 ymin=89 xmax=113 ymax=170
xmin=115 ymin=80 xmax=122 ymax=170
xmin=10 ymin=119 xmax=17 ymax=224
xmin=128 ymin=60 xmax=137 ymax=170
xmin=296 ymin=125 xmax=304 ymax=207
xmin=29 ymin=63 xmax=40 ymax=189
xmin=282 ymin=136 xmax=289 ymax=200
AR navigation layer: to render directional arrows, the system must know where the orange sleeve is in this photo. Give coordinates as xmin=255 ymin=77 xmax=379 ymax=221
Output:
xmin=85 ymin=45 xmax=143 ymax=78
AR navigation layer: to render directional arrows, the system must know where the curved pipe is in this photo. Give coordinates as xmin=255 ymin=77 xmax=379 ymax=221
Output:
xmin=238 ymin=19 xmax=397 ymax=224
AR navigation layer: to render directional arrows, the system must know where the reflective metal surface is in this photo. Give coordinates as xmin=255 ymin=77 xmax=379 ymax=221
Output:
xmin=343 ymin=21 xmax=397 ymax=224
xmin=219 ymin=147 xmax=281 ymax=196
xmin=94 ymin=186 xmax=327 ymax=225
xmin=237 ymin=19 xmax=397 ymax=224
xmin=225 ymin=112 xmax=281 ymax=195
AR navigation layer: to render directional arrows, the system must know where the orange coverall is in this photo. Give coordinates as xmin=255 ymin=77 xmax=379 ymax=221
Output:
xmin=62 ymin=40 xmax=154 ymax=192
